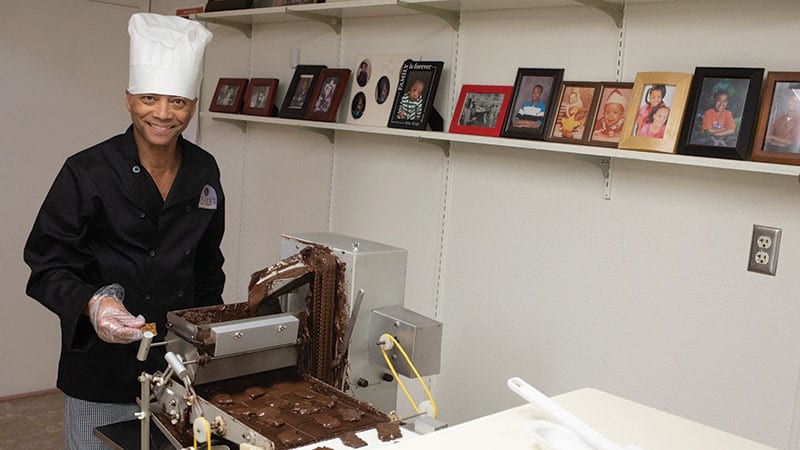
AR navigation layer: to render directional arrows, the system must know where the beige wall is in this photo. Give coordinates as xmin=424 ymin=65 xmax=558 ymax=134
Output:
xmin=4 ymin=1 xmax=800 ymax=449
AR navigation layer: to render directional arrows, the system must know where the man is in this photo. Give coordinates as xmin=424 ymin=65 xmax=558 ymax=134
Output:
xmin=23 ymin=13 xmax=222 ymax=449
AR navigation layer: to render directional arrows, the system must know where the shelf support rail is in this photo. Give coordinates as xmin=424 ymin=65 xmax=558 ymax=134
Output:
xmin=397 ymin=1 xmax=460 ymax=31
xmin=573 ymin=0 xmax=624 ymax=29
xmin=285 ymin=8 xmax=342 ymax=34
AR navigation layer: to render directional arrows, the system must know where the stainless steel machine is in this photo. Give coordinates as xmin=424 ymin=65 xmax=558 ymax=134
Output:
xmin=133 ymin=233 xmax=443 ymax=450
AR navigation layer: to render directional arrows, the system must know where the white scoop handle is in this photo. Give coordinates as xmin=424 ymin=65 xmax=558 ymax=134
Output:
xmin=508 ymin=377 xmax=623 ymax=450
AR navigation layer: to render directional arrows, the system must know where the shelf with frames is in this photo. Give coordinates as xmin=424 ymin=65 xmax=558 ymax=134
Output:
xmin=193 ymin=0 xmax=682 ymax=35
xmin=201 ymin=111 xmax=800 ymax=199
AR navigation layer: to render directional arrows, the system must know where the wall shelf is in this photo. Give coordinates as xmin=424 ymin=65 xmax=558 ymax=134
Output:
xmin=201 ymin=111 xmax=800 ymax=179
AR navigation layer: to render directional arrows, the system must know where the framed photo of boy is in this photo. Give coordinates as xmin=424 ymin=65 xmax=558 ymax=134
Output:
xmin=588 ymin=82 xmax=634 ymax=148
xmin=304 ymin=68 xmax=351 ymax=122
xmin=209 ymin=78 xmax=249 ymax=114
xmin=279 ymin=65 xmax=326 ymax=119
xmin=387 ymin=60 xmax=444 ymax=131
xmin=547 ymin=82 xmax=601 ymax=144
xmin=449 ymin=85 xmax=513 ymax=137
xmin=242 ymin=78 xmax=279 ymax=116
xmin=678 ymin=67 xmax=764 ymax=160
xmin=751 ymin=72 xmax=800 ymax=165
xmin=501 ymin=68 xmax=564 ymax=141
xmin=618 ymin=72 xmax=692 ymax=154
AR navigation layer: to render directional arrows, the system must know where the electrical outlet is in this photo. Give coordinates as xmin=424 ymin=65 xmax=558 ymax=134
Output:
xmin=748 ymin=225 xmax=781 ymax=276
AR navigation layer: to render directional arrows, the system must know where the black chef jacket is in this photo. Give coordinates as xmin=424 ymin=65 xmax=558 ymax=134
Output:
xmin=24 ymin=126 xmax=225 ymax=403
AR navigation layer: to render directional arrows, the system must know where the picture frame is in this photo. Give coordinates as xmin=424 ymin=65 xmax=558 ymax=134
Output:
xmin=751 ymin=72 xmax=800 ymax=165
xmin=255 ymin=0 xmax=324 ymax=6
xmin=304 ymin=68 xmax=351 ymax=122
xmin=204 ymin=0 xmax=253 ymax=12
xmin=678 ymin=67 xmax=764 ymax=160
xmin=209 ymin=78 xmax=249 ymax=114
xmin=501 ymin=68 xmax=565 ymax=141
xmin=279 ymin=65 xmax=326 ymax=119
xmin=346 ymin=54 xmax=418 ymax=126
xmin=242 ymin=78 xmax=279 ymax=116
xmin=618 ymin=71 xmax=693 ymax=154
xmin=449 ymin=85 xmax=513 ymax=137
xmin=587 ymin=82 xmax=634 ymax=148
xmin=546 ymin=81 xmax=602 ymax=144
xmin=387 ymin=60 xmax=445 ymax=131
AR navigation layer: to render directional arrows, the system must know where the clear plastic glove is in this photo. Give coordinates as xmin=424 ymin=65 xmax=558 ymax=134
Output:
xmin=87 ymin=284 xmax=145 ymax=344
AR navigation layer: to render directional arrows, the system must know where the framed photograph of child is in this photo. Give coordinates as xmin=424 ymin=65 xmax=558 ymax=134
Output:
xmin=618 ymin=72 xmax=692 ymax=154
xmin=587 ymin=82 xmax=634 ymax=148
xmin=387 ymin=60 xmax=444 ymax=131
xmin=678 ymin=67 xmax=764 ymax=160
xmin=242 ymin=78 xmax=279 ymax=116
xmin=751 ymin=72 xmax=800 ymax=165
xmin=304 ymin=68 xmax=351 ymax=122
xmin=279 ymin=65 xmax=326 ymax=119
xmin=501 ymin=68 xmax=565 ymax=141
xmin=546 ymin=82 xmax=601 ymax=144
xmin=209 ymin=78 xmax=249 ymax=114
xmin=449 ymin=85 xmax=513 ymax=137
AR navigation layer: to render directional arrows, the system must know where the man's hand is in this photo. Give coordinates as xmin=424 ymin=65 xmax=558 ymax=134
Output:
xmin=87 ymin=295 xmax=144 ymax=344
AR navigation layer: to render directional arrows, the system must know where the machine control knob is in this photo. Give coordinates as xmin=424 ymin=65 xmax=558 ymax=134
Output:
xmin=234 ymin=332 xmax=244 ymax=340
xmin=382 ymin=373 xmax=394 ymax=382
xmin=357 ymin=378 xmax=369 ymax=388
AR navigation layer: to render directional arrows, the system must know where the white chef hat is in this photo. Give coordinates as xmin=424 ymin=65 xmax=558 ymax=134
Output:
xmin=128 ymin=13 xmax=213 ymax=99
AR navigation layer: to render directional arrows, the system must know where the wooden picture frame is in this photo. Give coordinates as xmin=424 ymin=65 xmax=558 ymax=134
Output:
xmin=587 ymin=82 xmax=634 ymax=148
xmin=618 ymin=72 xmax=692 ymax=154
xmin=204 ymin=0 xmax=253 ymax=12
xmin=751 ymin=72 xmax=800 ymax=165
xmin=279 ymin=65 xmax=326 ymax=119
xmin=209 ymin=78 xmax=249 ymax=114
xmin=501 ymin=68 xmax=565 ymax=141
xmin=449 ymin=85 xmax=513 ymax=137
xmin=387 ymin=60 xmax=445 ymax=131
xmin=678 ymin=67 xmax=764 ymax=160
xmin=546 ymin=81 xmax=601 ymax=144
xmin=242 ymin=78 xmax=279 ymax=116
xmin=304 ymin=68 xmax=351 ymax=122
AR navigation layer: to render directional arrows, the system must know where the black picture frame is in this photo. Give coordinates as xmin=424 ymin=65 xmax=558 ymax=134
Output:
xmin=205 ymin=0 xmax=253 ymax=12
xmin=501 ymin=68 xmax=565 ymax=140
xmin=279 ymin=65 xmax=326 ymax=119
xmin=677 ymin=67 xmax=764 ymax=160
xmin=387 ymin=60 xmax=444 ymax=131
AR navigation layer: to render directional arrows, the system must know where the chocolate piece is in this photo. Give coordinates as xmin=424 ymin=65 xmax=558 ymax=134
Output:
xmin=375 ymin=422 xmax=402 ymax=442
xmin=313 ymin=413 xmax=341 ymax=429
xmin=314 ymin=395 xmax=337 ymax=409
xmin=338 ymin=407 xmax=364 ymax=422
xmin=245 ymin=386 xmax=266 ymax=399
xmin=277 ymin=429 xmax=306 ymax=446
xmin=256 ymin=407 xmax=285 ymax=427
xmin=210 ymin=393 xmax=233 ymax=405
xmin=339 ymin=431 xmax=367 ymax=448
xmin=292 ymin=400 xmax=322 ymax=415
xmin=313 ymin=447 xmax=334 ymax=450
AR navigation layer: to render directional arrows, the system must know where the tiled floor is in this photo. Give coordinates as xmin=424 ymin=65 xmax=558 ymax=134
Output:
xmin=0 ymin=391 xmax=63 ymax=449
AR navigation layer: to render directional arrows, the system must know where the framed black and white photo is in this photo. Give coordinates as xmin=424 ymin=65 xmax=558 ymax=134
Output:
xmin=678 ymin=67 xmax=764 ymax=160
xmin=242 ymin=78 xmax=278 ymax=116
xmin=209 ymin=78 xmax=248 ymax=114
xmin=279 ymin=65 xmax=326 ymax=119
xmin=501 ymin=68 xmax=565 ymax=141
xmin=387 ymin=60 xmax=444 ymax=131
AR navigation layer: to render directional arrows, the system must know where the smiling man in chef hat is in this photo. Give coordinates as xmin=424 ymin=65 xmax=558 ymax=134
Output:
xmin=24 ymin=13 xmax=226 ymax=449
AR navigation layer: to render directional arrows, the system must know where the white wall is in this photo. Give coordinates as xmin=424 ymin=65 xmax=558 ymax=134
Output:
xmin=4 ymin=1 xmax=800 ymax=449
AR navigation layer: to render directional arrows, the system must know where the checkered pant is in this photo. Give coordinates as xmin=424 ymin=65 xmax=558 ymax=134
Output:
xmin=63 ymin=393 xmax=139 ymax=450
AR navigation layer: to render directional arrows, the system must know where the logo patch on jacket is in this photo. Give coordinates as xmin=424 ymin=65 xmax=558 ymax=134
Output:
xmin=198 ymin=184 xmax=217 ymax=210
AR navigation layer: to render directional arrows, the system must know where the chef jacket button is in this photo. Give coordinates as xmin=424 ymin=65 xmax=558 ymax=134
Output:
xmin=184 ymin=249 xmax=191 ymax=256
xmin=144 ymin=293 xmax=151 ymax=301
xmin=132 ymin=165 xmax=141 ymax=174
xmin=177 ymin=291 xmax=184 ymax=298
xmin=139 ymin=211 xmax=146 ymax=219
xmin=149 ymin=250 xmax=156 ymax=257
xmin=185 ymin=205 xmax=192 ymax=212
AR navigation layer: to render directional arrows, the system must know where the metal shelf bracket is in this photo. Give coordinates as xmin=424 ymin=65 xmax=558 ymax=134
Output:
xmin=419 ymin=137 xmax=450 ymax=157
xmin=575 ymin=155 xmax=614 ymax=200
xmin=299 ymin=125 xmax=336 ymax=143
xmin=210 ymin=116 xmax=247 ymax=132
xmin=197 ymin=17 xmax=253 ymax=38
xmin=285 ymin=9 xmax=342 ymax=34
xmin=573 ymin=0 xmax=624 ymax=28
xmin=397 ymin=1 xmax=460 ymax=31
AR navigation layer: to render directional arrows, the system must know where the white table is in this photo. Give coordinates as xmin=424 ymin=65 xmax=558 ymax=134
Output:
xmin=384 ymin=387 xmax=776 ymax=450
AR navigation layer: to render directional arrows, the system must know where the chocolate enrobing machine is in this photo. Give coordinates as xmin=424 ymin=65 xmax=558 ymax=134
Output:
xmin=133 ymin=233 xmax=443 ymax=450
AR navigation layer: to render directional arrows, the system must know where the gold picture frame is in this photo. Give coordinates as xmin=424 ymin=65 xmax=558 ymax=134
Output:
xmin=618 ymin=72 xmax=693 ymax=154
